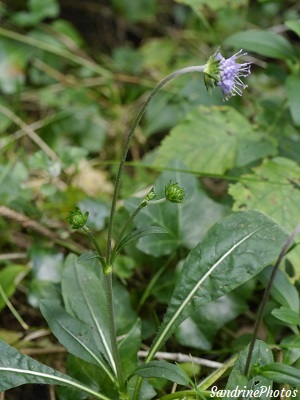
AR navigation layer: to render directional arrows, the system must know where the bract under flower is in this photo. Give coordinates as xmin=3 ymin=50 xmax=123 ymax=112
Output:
xmin=204 ymin=49 xmax=251 ymax=100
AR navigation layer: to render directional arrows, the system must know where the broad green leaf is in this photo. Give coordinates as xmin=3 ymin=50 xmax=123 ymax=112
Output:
xmin=229 ymin=157 xmax=300 ymax=278
xmin=0 ymin=340 xmax=110 ymax=399
xmin=125 ymin=162 xmax=228 ymax=256
xmin=0 ymin=265 xmax=28 ymax=311
xmin=225 ymin=340 xmax=273 ymax=400
xmin=130 ymin=361 xmax=189 ymax=385
xmin=78 ymin=198 xmax=110 ymax=231
xmin=259 ymin=266 xmax=299 ymax=312
xmin=62 ymin=255 xmax=115 ymax=374
xmin=175 ymin=293 xmax=247 ymax=351
xmin=285 ymin=20 xmax=300 ymax=38
xmin=115 ymin=226 xmax=168 ymax=255
xmin=147 ymin=210 xmax=287 ymax=359
xmin=40 ymin=300 xmax=115 ymax=383
xmin=77 ymin=250 xmax=99 ymax=264
xmin=271 ymin=307 xmax=300 ymax=326
xmin=286 ymin=75 xmax=300 ymax=127
xmin=255 ymin=363 xmax=300 ymax=387
xmin=154 ymin=106 xmax=277 ymax=174
xmin=224 ymin=30 xmax=295 ymax=59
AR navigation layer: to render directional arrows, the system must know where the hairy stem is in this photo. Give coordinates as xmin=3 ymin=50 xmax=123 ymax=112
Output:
xmin=105 ymin=65 xmax=205 ymax=266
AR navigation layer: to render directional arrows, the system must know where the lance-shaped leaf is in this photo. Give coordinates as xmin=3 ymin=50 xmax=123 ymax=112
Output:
xmin=0 ymin=340 xmax=110 ymax=400
xmin=62 ymin=255 xmax=115 ymax=374
xmin=129 ymin=361 xmax=188 ymax=385
xmin=115 ymin=226 xmax=168 ymax=255
xmin=40 ymin=300 xmax=115 ymax=383
xmin=147 ymin=210 xmax=287 ymax=359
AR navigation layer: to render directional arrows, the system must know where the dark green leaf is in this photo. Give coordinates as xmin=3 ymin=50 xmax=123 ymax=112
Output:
xmin=125 ymin=162 xmax=228 ymax=256
xmin=130 ymin=361 xmax=189 ymax=385
xmin=149 ymin=211 xmax=287 ymax=356
xmin=40 ymin=300 xmax=115 ymax=382
xmin=255 ymin=362 xmax=300 ymax=387
xmin=119 ymin=319 xmax=141 ymax=378
xmin=0 ymin=340 xmax=110 ymax=399
xmin=62 ymin=255 xmax=115 ymax=374
xmin=225 ymin=30 xmax=295 ymax=59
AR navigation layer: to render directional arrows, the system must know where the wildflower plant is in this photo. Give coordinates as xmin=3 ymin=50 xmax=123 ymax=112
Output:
xmin=0 ymin=47 xmax=298 ymax=400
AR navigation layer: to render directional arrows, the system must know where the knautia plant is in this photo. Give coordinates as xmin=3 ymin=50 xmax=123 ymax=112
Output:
xmin=0 ymin=49 xmax=298 ymax=400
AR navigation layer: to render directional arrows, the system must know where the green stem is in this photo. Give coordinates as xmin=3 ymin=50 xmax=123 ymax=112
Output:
xmin=82 ymin=226 xmax=107 ymax=270
xmin=105 ymin=65 xmax=205 ymax=267
xmin=104 ymin=273 xmax=126 ymax=395
xmin=158 ymin=390 xmax=211 ymax=400
xmin=243 ymin=223 xmax=300 ymax=377
xmin=111 ymin=201 xmax=147 ymax=264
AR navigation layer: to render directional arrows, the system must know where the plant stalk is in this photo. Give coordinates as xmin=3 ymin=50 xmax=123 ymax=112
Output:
xmin=104 ymin=273 xmax=126 ymax=394
xmin=244 ymin=223 xmax=300 ymax=377
xmin=105 ymin=65 xmax=205 ymax=266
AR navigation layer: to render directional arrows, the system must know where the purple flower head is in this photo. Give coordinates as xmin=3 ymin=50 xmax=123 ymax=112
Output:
xmin=215 ymin=50 xmax=251 ymax=99
xmin=203 ymin=49 xmax=251 ymax=100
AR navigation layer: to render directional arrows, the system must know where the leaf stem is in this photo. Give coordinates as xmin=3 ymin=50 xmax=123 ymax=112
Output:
xmin=243 ymin=223 xmax=300 ymax=377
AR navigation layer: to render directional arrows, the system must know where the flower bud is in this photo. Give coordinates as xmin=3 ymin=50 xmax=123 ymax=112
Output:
xmin=66 ymin=207 xmax=89 ymax=229
xmin=165 ymin=181 xmax=185 ymax=203
xmin=145 ymin=188 xmax=157 ymax=201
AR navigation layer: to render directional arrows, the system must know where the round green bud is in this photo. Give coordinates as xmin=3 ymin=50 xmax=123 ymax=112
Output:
xmin=165 ymin=180 xmax=185 ymax=203
xmin=66 ymin=207 xmax=89 ymax=229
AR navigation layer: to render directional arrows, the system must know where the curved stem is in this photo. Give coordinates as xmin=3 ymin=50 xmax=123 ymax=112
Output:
xmin=244 ymin=223 xmax=300 ymax=377
xmin=105 ymin=65 xmax=205 ymax=266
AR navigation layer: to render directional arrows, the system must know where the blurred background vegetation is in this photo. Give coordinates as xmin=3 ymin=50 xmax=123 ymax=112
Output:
xmin=0 ymin=0 xmax=300 ymax=398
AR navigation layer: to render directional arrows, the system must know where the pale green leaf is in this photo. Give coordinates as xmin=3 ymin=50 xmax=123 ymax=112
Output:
xmin=154 ymin=106 xmax=276 ymax=174
xmin=286 ymin=75 xmax=300 ymax=127
xmin=285 ymin=20 xmax=300 ymax=38
xmin=116 ymin=226 xmax=168 ymax=255
xmin=148 ymin=210 xmax=287 ymax=358
xmin=259 ymin=266 xmax=299 ymax=313
xmin=229 ymin=157 xmax=300 ymax=278
xmin=0 ymin=340 xmax=110 ymax=399
xmin=0 ymin=265 xmax=28 ymax=311
xmin=271 ymin=307 xmax=300 ymax=326
xmin=225 ymin=30 xmax=295 ymax=59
